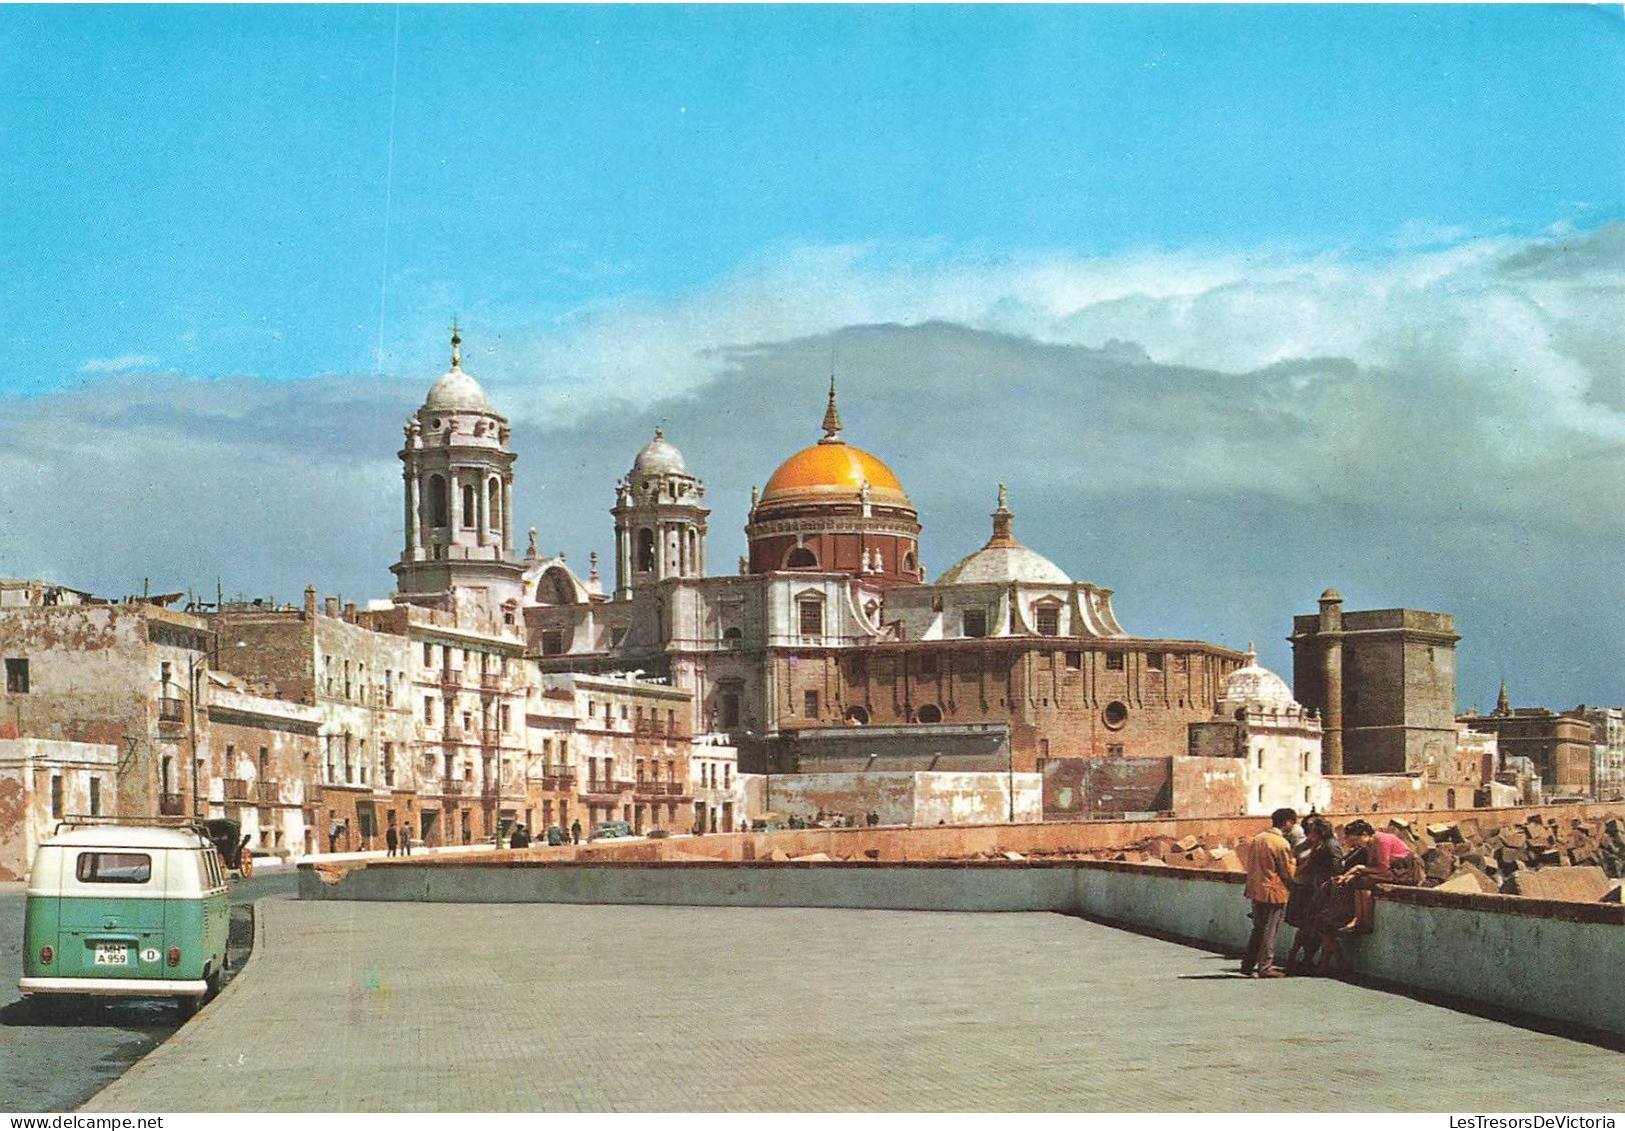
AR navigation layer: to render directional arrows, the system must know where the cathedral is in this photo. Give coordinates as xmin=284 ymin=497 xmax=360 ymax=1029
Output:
xmin=515 ymin=369 xmax=1249 ymax=779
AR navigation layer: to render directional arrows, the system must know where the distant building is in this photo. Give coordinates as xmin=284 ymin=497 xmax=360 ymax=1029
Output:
xmin=1289 ymin=590 xmax=1461 ymax=779
xmin=1573 ymin=706 xmax=1624 ymax=802
xmin=1459 ymin=685 xmax=1593 ymax=798
xmin=527 ymin=389 xmax=1246 ymax=787
xmin=1186 ymin=649 xmax=1329 ymax=816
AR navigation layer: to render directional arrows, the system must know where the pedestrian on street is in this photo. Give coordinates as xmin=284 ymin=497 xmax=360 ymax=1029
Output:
xmin=328 ymin=819 xmax=343 ymax=854
xmin=1241 ymin=807 xmax=1298 ymax=979
xmin=570 ymin=818 xmax=582 ymax=845
xmin=399 ymin=824 xmax=412 ymax=856
xmin=386 ymin=823 xmax=399 ymax=857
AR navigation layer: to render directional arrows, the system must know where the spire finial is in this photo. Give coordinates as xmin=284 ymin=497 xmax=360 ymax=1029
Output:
xmin=1496 ymin=681 xmax=1511 ymax=715
xmin=449 ymin=317 xmax=462 ymax=369
xmin=987 ymin=482 xmax=1017 ymax=547
xmin=819 ymin=374 xmax=843 ymax=443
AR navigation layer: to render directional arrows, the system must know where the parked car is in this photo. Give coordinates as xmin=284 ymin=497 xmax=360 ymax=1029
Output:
xmin=587 ymin=820 xmax=634 ymax=841
xmin=20 ymin=821 xmax=231 ymax=1017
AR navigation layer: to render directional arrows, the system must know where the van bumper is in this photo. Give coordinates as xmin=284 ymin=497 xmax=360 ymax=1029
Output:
xmin=19 ymin=977 xmax=209 ymax=998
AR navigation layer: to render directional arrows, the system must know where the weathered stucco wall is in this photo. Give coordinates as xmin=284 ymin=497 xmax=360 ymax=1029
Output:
xmin=759 ymin=770 xmax=1042 ymax=826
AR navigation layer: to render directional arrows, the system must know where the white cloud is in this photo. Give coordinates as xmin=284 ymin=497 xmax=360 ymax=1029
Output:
xmin=78 ymin=354 xmax=160 ymax=375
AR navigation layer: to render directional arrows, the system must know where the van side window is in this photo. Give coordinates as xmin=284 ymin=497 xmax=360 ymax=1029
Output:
xmin=76 ymin=852 xmax=151 ymax=883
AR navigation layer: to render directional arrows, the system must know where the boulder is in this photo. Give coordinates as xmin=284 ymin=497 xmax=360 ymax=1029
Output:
xmin=1427 ymin=823 xmax=1463 ymax=843
xmin=1504 ymin=865 xmax=1612 ymax=902
xmin=1437 ymin=862 xmax=1499 ymax=893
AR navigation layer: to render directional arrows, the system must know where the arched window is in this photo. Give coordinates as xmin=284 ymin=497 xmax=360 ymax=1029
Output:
xmin=487 ymin=478 xmax=500 ymax=532
xmin=903 ymin=551 xmax=916 ymax=574
xmin=785 ymin=546 xmax=818 ymax=569
xmin=428 ymin=475 xmax=449 ymax=527
xmin=845 ymin=705 xmax=869 ymax=725
xmin=461 ymin=483 xmax=476 ymax=528
xmin=686 ymin=529 xmax=698 ymax=572
xmin=637 ymin=528 xmax=656 ymax=572
xmin=722 ymin=627 xmax=742 ymax=649
xmin=916 ymin=703 xmax=943 ymax=724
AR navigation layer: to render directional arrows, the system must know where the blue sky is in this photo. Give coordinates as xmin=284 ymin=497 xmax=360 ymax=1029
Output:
xmin=1 ymin=5 xmax=1622 ymax=710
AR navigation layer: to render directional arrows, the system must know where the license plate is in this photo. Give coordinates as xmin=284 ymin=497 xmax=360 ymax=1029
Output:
xmin=93 ymin=944 xmax=129 ymax=967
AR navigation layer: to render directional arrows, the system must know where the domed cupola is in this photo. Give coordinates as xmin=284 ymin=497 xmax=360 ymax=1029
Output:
xmin=936 ymin=484 xmax=1071 ymax=586
xmin=746 ymin=379 xmax=923 ymax=585
xmin=1219 ymin=646 xmax=1300 ymax=716
xmin=613 ymin=427 xmax=708 ymax=598
xmin=391 ymin=323 xmax=524 ymax=619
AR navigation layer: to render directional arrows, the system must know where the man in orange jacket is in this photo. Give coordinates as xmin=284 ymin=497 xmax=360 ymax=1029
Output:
xmin=1241 ymin=807 xmax=1299 ymax=978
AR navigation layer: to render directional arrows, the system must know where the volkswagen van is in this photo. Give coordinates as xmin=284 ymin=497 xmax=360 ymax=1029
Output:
xmin=19 ymin=822 xmax=231 ymax=1016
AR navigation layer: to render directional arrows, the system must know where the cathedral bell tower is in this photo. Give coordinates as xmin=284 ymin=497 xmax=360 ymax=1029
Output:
xmin=391 ymin=325 xmax=524 ymax=620
xmin=612 ymin=428 xmax=709 ymax=599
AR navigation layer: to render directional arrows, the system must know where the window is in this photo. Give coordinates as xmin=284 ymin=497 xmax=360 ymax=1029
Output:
xmin=720 ymin=691 xmax=741 ymax=730
xmin=487 ymin=478 xmax=500 ymax=531
xmin=50 ymin=774 xmax=62 ymax=818
xmin=1102 ymin=701 xmax=1129 ymax=730
xmin=1105 ymin=653 xmax=1125 ymax=671
xmin=916 ymin=703 xmax=942 ymax=724
xmin=1106 ymin=743 xmax=1124 ymax=756
xmin=588 ymin=700 xmax=597 ymax=717
xmin=1146 ymin=653 xmax=1164 ymax=671
xmin=423 ymin=696 xmax=435 ymax=724
xmin=76 ymin=852 xmax=151 ymax=884
xmin=89 ymin=777 xmax=101 ymax=816
xmin=962 ymin=609 xmax=987 ymax=638
xmin=637 ymin=528 xmax=656 ymax=572
xmin=786 ymin=546 xmax=818 ymax=569
xmin=722 ymin=627 xmax=743 ymax=649
xmin=461 ymin=483 xmax=476 ymax=528
xmin=799 ymin=599 xmax=823 ymax=638
xmin=1034 ymin=605 xmax=1060 ymax=636
xmin=803 ymin=690 xmax=820 ymax=718
xmin=1065 ymin=651 xmax=1082 ymax=671
xmin=5 ymin=658 xmax=29 ymax=693
xmin=848 ymin=655 xmax=867 ymax=680
xmin=428 ymin=475 xmax=449 ymax=527
xmin=541 ymin=630 xmax=564 ymax=656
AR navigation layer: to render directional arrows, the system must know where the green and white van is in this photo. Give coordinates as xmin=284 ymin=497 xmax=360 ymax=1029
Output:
xmin=19 ymin=823 xmax=231 ymax=1016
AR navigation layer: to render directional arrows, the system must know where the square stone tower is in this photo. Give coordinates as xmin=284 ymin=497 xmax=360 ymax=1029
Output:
xmin=1289 ymin=590 xmax=1460 ymax=777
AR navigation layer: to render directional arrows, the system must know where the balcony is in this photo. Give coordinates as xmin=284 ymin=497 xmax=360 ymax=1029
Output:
xmin=480 ymin=672 xmax=502 ymax=691
xmin=634 ymin=780 xmax=688 ymax=798
xmin=442 ymin=725 xmax=466 ymax=744
xmin=255 ymin=780 xmax=281 ymax=805
xmin=222 ymin=778 xmax=251 ymax=802
xmin=441 ymin=780 xmax=467 ymax=797
xmin=159 ymin=792 xmax=187 ymax=816
xmin=583 ymin=778 xmax=634 ymax=798
xmin=441 ymin=669 xmax=463 ymax=690
xmin=540 ymin=773 xmax=575 ymax=792
xmin=158 ymin=697 xmax=185 ymax=722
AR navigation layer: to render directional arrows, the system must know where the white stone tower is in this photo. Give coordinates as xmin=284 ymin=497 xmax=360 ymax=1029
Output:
xmin=391 ymin=325 xmax=524 ymax=621
xmin=611 ymin=428 xmax=708 ymax=599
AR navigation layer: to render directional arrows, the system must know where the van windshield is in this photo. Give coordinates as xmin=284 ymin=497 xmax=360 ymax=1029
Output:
xmin=76 ymin=852 xmax=152 ymax=883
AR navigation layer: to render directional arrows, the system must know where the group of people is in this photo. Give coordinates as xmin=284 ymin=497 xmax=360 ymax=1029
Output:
xmin=1242 ymin=808 xmax=1421 ymax=978
xmin=383 ymin=822 xmax=413 ymax=857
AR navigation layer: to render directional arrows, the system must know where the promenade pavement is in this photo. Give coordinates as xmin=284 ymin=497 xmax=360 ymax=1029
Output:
xmin=81 ymin=896 xmax=1624 ymax=1112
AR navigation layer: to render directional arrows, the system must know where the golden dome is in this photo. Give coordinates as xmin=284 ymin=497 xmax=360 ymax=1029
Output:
xmin=760 ymin=441 xmax=912 ymax=508
xmin=756 ymin=378 xmax=913 ymax=509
